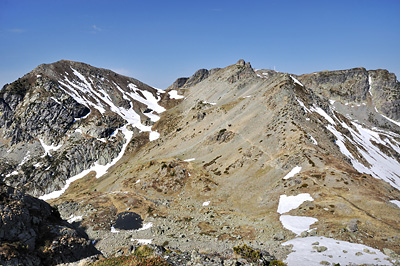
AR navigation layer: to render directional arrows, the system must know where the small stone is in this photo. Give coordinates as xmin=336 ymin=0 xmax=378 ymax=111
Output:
xmin=319 ymin=261 xmax=330 ymax=265
xmin=355 ymin=252 xmax=363 ymax=256
xmin=383 ymin=248 xmax=396 ymax=257
xmin=347 ymin=219 xmax=358 ymax=232
xmin=312 ymin=242 xmax=320 ymax=245
xmin=301 ymin=231 xmax=309 ymax=237
xmin=313 ymin=246 xmax=328 ymax=252
xmin=273 ymin=232 xmax=285 ymax=241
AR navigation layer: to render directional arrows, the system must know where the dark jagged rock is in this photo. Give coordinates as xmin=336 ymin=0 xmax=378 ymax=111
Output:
xmin=168 ymin=69 xmax=211 ymax=91
xmin=0 ymin=182 xmax=99 ymax=265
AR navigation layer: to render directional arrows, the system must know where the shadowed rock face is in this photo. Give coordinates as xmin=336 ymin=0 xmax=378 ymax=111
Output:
xmin=0 ymin=181 xmax=99 ymax=265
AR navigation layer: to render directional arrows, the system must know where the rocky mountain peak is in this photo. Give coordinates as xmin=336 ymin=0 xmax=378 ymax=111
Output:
xmin=0 ymin=60 xmax=175 ymax=197
xmin=1 ymin=60 xmax=400 ymax=265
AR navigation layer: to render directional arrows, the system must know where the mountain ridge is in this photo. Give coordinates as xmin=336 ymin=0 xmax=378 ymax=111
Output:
xmin=1 ymin=59 xmax=400 ymax=265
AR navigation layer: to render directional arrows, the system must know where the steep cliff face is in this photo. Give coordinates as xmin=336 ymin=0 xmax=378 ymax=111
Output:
xmin=0 ymin=181 xmax=98 ymax=265
xmin=0 ymin=60 xmax=175 ymax=197
xmin=298 ymin=68 xmax=400 ymax=121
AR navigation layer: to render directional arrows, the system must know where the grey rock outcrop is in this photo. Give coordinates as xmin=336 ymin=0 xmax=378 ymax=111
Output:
xmin=299 ymin=67 xmax=400 ymax=120
xmin=0 ymin=181 xmax=99 ymax=265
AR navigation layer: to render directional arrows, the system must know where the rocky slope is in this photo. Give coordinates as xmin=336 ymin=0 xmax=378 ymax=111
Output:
xmin=1 ymin=60 xmax=400 ymax=265
xmin=0 ymin=60 xmax=178 ymax=197
xmin=0 ymin=181 xmax=99 ymax=265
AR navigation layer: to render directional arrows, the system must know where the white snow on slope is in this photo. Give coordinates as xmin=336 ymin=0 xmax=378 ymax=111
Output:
xmin=283 ymin=166 xmax=302 ymax=180
xmin=149 ymin=131 xmax=160 ymax=141
xmin=67 ymin=215 xmax=83 ymax=223
xmin=59 ymin=68 xmax=165 ymax=137
xmin=309 ymin=134 xmax=318 ymax=145
xmin=40 ymin=69 xmax=167 ymax=200
xmin=39 ymin=139 xmax=62 ymax=157
xmin=137 ymin=222 xmax=153 ymax=231
xmin=390 ymin=200 xmax=400 ymax=208
xmin=277 ymin=193 xmax=314 ymax=214
xmin=368 ymin=75 xmax=373 ymax=96
xmin=282 ymin=236 xmax=390 ymax=266
xmin=290 ymin=75 xmax=303 ymax=87
xmin=18 ymin=151 xmax=31 ymax=166
xmin=310 ymin=106 xmax=336 ymax=125
xmin=327 ymin=120 xmax=400 ymax=190
xmin=168 ymin=90 xmax=184 ymax=99
xmin=380 ymin=112 xmax=400 ymax=127
xmin=111 ymin=225 xmax=120 ymax=233
xmin=131 ymin=239 xmax=152 ymax=244
xmin=279 ymin=215 xmax=318 ymax=235
xmin=203 ymin=201 xmax=210 ymax=206
xmin=39 ymin=125 xmax=134 ymax=200
xmin=184 ymin=158 xmax=195 ymax=162
xmin=296 ymin=98 xmax=311 ymax=113
xmin=5 ymin=170 xmax=18 ymax=178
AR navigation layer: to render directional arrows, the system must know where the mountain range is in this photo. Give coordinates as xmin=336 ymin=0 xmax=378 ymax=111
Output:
xmin=0 ymin=59 xmax=399 ymax=265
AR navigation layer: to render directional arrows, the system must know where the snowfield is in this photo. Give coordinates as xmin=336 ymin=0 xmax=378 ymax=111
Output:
xmin=283 ymin=166 xmax=302 ymax=180
xmin=279 ymin=215 xmax=318 ymax=235
xmin=283 ymin=236 xmax=390 ymax=266
xmin=277 ymin=193 xmax=314 ymax=214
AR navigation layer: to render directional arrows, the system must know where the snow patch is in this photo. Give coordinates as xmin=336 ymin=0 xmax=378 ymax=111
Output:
xmin=184 ymin=158 xmax=195 ymax=162
xmin=380 ymin=113 xmax=400 ymax=127
xmin=74 ymin=110 xmax=91 ymax=121
xmin=68 ymin=215 xmax=83 ymax=223
xmin=5 ymin=170 xmax=18 ymax=178
xmin=51 ymin=97 xmax=61 ymax=105
xmin=296 ymin=98 xmax=311 ymax=113
xmin=283 ymin=166 xmax=302 ymax=180
xmin=310 ymin=106 xmax=336 ymax=125
xmin=327 ymin=120 xmax=400 ymax=190
xmin=203 ymin=201 xmax=210 ymax=206
xmin=277 ymin=193 xmax=314 ymax=214
xmin=39 ymin=139 xmax=62 ymax=157
xmin=168 ymin=90 xmax=184 ymax=99
xmin=149 ymin=131 xmax=160 ymax=141
xmin=279 ymin=215 xmax=318 ymax=235
xmin=40 ymin=125 xmax=134 ymax=200
xmin=111 ymin=225 xmax=120 ymax=233
xmin=282 ymin=236 xmax=390 ymax=266
xmin=131 ymin=239 xmax=152 ymax=244
xmin=309 ymin=135 xmax=318 ymax=145
xmin=19 ymin=151 xmax=31 ymax=166
xmin=368 ymin=75 xmax=373 ymax=96
xmin=390 ymin=200 xmax=400 ymax=208
xmin=290 ymin=75 xmax=303 ymax=86
xmin=137 ymin=222 xmax=153 ymax=231
xmin=33 ymin=162 xmax=43 ymax=168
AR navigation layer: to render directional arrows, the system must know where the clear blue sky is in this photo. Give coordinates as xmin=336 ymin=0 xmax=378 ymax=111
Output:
xmin=1 ymin=0 xmax=399 ymax=89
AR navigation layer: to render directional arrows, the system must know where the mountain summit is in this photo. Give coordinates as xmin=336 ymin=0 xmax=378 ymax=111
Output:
xmin=1 ymin=60 xmax=400 ymax=265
